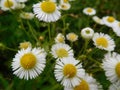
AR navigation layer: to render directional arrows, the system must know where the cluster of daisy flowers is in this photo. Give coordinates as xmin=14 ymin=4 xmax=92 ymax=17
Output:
xmin=1 ymin=0 xmax=120 ymax=89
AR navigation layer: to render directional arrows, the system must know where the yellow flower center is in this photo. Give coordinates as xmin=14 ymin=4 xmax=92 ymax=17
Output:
xmin=4 ymin=0 xmax=14 ymax=8
xmin=107 ymin=16 xmax=115 ymax=23
xmin=63 ymin=0 xmax=69 ymax=3
xmin=96 ymin=37 xmax=108 ymax=48
xmin=56 ymin=48 xmax=68 ymax=58
xmin=57 ymin=37 xmax=64 ymax=43
xmin=115 ymin=62 xmax=120 ymax=78
xmin=41 ymin=1 xmax=56 ymax=13
xmin=85 ymin=30 xmax=90 ymax=34
xmin=74 ymin=80 xmax=89 ymax=90
xmin=68 ymin=33 xmax=77 ymax=41
xmin=63 ymin=64 xmax=77 ymax=78
xmin=87 ymin=8 xmax=93 ymax=13
xmin=20 ymin=53 xmax=36 ymax=69
xmin=118 ymin=22 xmax=120 ymax=27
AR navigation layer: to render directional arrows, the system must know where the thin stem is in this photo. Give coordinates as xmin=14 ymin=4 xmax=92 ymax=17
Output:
xmin=3 ymin=46 xmax=17 ymax=52
xmin=48 ymin=23 xmax=51 ymax=41
xmin=27 ymin=21 xmax=38 ymax=42
xmin=82 ymin=39 xmax=89 ymax=54
xmin=88 ymin=56 xmax=101 ymax=65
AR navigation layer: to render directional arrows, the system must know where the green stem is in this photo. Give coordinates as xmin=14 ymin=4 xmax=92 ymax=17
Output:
xmin=48 ymin=23 xmax=51 ymax=41
xmin=82 ymin=39 xmax=89 ymax=54
xmin=88 ymin=56 xmax=101 ymax=65
xmin=27 ymin=21 xmax=38 ymax=42
xmin=3 ymin=46 xmax=17 ymax=52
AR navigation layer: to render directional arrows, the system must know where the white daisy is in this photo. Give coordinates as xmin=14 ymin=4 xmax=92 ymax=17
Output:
xmin=83 ymin=7 xmax=96 ymax=16
xmin=51 ymin=43 xmax=74 ymax=58
xmin=15 ymin=3 xmax=25 ymax=9
xmin=0 ymin=0 xmax=17 ymax=11
xmin=102 ymin=52 xmax=120 ymax=83
xmin=92 ymin=16 xmax=104 ymax=25
xmin=33 ymin=1 xmax=61 ymax=22
xmin=19 ymin=41 xmax=32 ymax=49
xmin=20 ymin=12 xmax=34 ymax=20
xmin=12 ymin=47 xmax=46 ymax=80
xmin=102 ymin=16 xmax=118 ymax=27
xmin=109 ymin=81 xmax=120 ymax=90
xmin=112 ymin=21 xmax=120 ymax=37
xmin=58 ymin=2 xmax=71 ymax=10
xmin=55 ymin=33 xmax=65 ymax=43
xmin=60 ymin=0 xmax=74 ymax=4
xmin=81 ymin=27 xmax=94 ymax=39
xmin=66 ymin=32 xmax=78 ymax=42
xmin=64 ymin=74 xmax=99 ymax=90
xmin=54 ymin=57 xmax=85 ymax=87
xmin=92 ymin=32 xmax=115 ymax=51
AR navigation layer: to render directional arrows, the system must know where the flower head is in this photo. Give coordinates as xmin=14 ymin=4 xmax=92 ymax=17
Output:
xmin=81 ymin=27 xmax=94 ymax=39
xmin=112 ymin=21 xmax=120 ymax=37
xmin=51 ymin=43 xmax=74 ymax=58
xmin=55 ymin=33 xmax=65 ymax=43
xmin=58 ymin=2 xmax=71 ymax=10
xmin=102 ymin=52 xmax=120 ymax=83
xmin=54 ymin=57 xmax=85 ymax=87
xmin=0 ymin=0 xmax=17 ymax=11
xmin=92 ymin=16 xmax=104 ymax=25
xmin=19 ymin=41 xmax=32 ymax=49
xmin=92 ymin=32 xmax=115 ymax=51
xmin=20 ymin=12 xmax=34 ymax=20
xmin=83 ymin=7 xmax=96 ymax=16
xmin=12 ymin=47 xmax=46 ymax=80
xmin=66 ymin=32 xmax=78 ymax=42
xmin=33 ymin=1 xmax=61 ymax=22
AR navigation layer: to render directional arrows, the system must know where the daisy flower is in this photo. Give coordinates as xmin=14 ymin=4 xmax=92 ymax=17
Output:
xmin=83 ymin=7 xmax=96 ymax=16
xmin=0 ymin=0 xmax=17 ymax=11
xmin=58 ymin=2 xmax=71 ymax=10
xmin=51 ymin=43 xmax=74 ymax=58
xmin=15 ymin=3 xmax=25 ymax=9
xmin=55 ymin=33 xmax=65 ymax=43
xmin=109 ymin=81 xmax=120 ymax=90
xmin=33 ymin=1 xmax=61 ymax=22
xmin=92 ymin=16 xmax=104 ymax=25
xmin=112 ymin=21 xmax=120 ymax=37
xmin=81 ymin=27 xmax=94 ymax=39
xmin=19 ymin=41 xmax=32 ymax=49
xmin=64 ymin=74 xmax=99 ymax=90
xmin=54 ymin=57 xmax=85 ymax=87
xmin=16 ymin=0 xmax=27 ymax=3
xmin=92 ymin=32 xmax=115 ymax=51
xmin=66 ymin=32 xmax=78 ymax=42
xmin=20 ymin=12 xmax=34 ymax=20
xmin=12 ymin=47 xmax=46 ymax=80
xmin=102 ymin=52 xmax=120 ymax=83
xmin=102 ymin=16 xmax=118 ymax=27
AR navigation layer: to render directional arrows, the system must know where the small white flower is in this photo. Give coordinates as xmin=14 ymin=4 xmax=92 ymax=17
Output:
xmin=112 ymin=21 xmax=120 ymax=37
xmin=81 ymin=27 xmax=94 ymax=39
xmin=92 ymin=16 xmax=104 ymax=25
xmin=66 ymin=32 xmax=78 ymax=42
xmin=0 ymin=0 xmax=17 ymax=11
xmin=102 ymin=52 xmax=120 ymax=83
xmin=92 ymin=32 xmax=115 ymax=51
xmin=83 ymin=7 xmax=96 ymax=16
xmin=102 ymin=16 xmax=118 ymax=27
xmin=20 ymin=12 xmax=34 ymax=20
xmin=19 ymin=41 xmax=32 ymax=49
xmin=58 ymin=3 xmax=71 ymax=10
xmin=33 ymin=1 xmax=61 ymax=22
xmin=51 ymin=43 xmax=74 ymax=58
xmin=55 ymin=33 xmax=65 ymax=43
xmin=15 ymin=3 xmax=25 ymax=9
xmin=54 ymin=57 xmax=85 ymax=87
xmin=64 ymin=74 xmax=99 ymax=90
xmin=12 ymin=47 xmax=46 ymax=80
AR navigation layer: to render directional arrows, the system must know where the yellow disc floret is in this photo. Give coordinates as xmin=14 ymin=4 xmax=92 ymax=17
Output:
xmin=87 ymin=8 xmax=93 ymax=13
xmin=20 ymin=53 xmax=36 ymax=69
xmin=115 ymin=62 xmax=120 ymax=78
xmin=56 ymin=48 xmax=68 ymax=58
xmin=4 ymin=0 xmax=13 ymax=8
xmin=74 ymin=80 xmax=89 ymax=90
xmin=107 ymin=16 xmax=115 ymax=23
xmin=63 ymin=64 xmax=77 ymax=78
xmin=96 ymin=37 xmax=108 ymax=48
xmin=41 ymin=1 xmax=56 ymax=13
